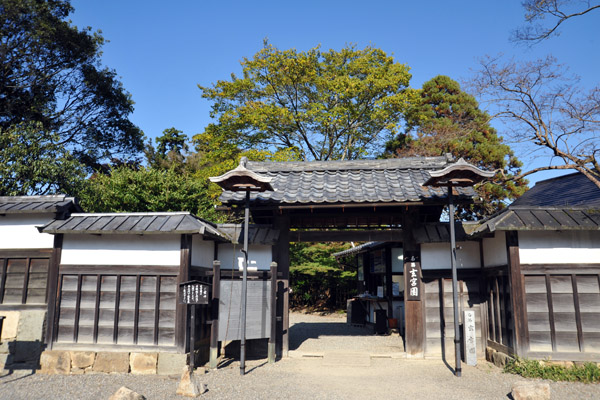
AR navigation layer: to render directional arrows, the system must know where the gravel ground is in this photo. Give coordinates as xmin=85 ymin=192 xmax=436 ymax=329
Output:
xmin=0 ymin=311 xmax=598 ymax=400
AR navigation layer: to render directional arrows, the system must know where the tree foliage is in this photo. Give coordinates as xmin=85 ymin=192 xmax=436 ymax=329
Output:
xmin=512 ymin=0 xmax=600 ymax=44
xmin=77 ymin=165 xmax=223 ymax=221
xmin=198 ymin=42 xmax=415 ymax=161
xmin=0 ymin=122 xmax=85 ymax=195
xmin=0 ymin=0 xmax=144 ymax=171
xmin=470 ymin=56 xmax=600 ymax=189
xmin=384 ymin=75 xmax=527 ymax=217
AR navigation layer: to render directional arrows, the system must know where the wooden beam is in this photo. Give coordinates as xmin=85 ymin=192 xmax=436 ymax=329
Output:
xmin=273 ymin=214 xmax=290 ymax=357
xmin=290 ymin=229 xmax=403 ymax=243
xmin=403 ymin=210 xmax=424 ymax=357
xmin=176 ymin=234 xmax=192 ymax=352
xmin=209 ymin=260 xmax=220 ymax=369
xmin=45 ymin=234 xmax=63 ymax=348
xmin=506 ymin=231 xmax=529 ymax=356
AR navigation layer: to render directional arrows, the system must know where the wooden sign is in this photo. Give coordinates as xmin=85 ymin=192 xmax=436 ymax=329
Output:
xmin=404 ymin=252 xmax=421 ymax=301
xmin=463 ymin=310 xmax=477 ymax=366
xmin=179 ymin=280 xmax=210 ymax=305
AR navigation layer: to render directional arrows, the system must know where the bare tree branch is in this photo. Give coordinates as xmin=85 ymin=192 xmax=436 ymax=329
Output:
xmin=512 ymin=0 xmax=600 ymax=44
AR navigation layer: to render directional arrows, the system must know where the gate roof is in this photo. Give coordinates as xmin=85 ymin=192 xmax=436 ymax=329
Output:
xmin=219 ymin=154 xmax=477 ymax=207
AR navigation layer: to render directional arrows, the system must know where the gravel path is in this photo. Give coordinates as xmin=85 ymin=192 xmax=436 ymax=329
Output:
xmin=0 ymin=312 xmax=598 ymax=399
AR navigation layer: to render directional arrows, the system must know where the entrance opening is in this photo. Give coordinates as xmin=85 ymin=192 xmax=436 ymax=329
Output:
xmin=288 ymin=241 xmax=406 ymax=356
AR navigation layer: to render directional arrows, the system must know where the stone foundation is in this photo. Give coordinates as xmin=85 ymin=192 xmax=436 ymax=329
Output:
xmin=39 ymin=351 xmax=186 ymax=375
xmin=485 ymin=346 xmax=513 ymax=368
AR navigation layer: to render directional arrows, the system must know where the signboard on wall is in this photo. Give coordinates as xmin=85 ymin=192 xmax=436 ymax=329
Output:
xmin=218 ymin=280 xmax=271 ymax=341
xmin=371 ymin=250 xmax=385 ymax=274
xmin=404 ymin=252 xmax=421 ymax=301
xmin=179 ymin=280 xmax=210 ymax=305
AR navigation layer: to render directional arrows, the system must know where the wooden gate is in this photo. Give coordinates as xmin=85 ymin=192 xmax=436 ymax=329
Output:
xmin=423 ymin=273 xmax=485 ymax=360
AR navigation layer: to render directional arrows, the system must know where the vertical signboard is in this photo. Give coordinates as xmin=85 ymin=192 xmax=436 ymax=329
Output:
xmin=404 ymin=252 xmax=421 ymax=301
xmin=463 ymin=310 xmax=477 ymax=366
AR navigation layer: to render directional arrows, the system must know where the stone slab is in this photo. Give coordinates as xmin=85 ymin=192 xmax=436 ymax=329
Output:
xmin=71 ymin=352 xmax=95 ymax=369
xmin=0 ymin=311 xmax=19 ymax=340
xmin=16 ymin=310 xmax=46 ymax=341
xmin=93 ymin=352 xmax=130 ymax=374
xmin=130 ymin=352 xmax=157 ymax=375
xmin=322 ymin=352 xmax=371 ymax=367
xmin=512 ymin=383 xmax=551 ymax=400
xmin=109 ymin=386 xmax=146 ymax=400
xmin=157 ymin=353 xmax=187 ymax=376
xmin=39 ymin=350 xmax=71 ymax=374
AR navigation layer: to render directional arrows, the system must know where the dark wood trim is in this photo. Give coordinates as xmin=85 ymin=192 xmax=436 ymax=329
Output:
xmin=494 ymin=276 xmax=502 ymax=344
xmin=291 ymin=229 xmax=404 ymax=242
xmin=45 ymin=234 xmax=63 ymax=348
xmin=93 ymin=274 xmax=101 ymax=344
xmin=0 ymin=249 xmax=53 ymax=258
xmin=50 ymin=342 xmax=177 ymax=353
xmin=21 ymin=258 xmax=31 ymax=304
xmin=571 ymin=274 xmax=584 ymax=352
xmin=506 ymin=231 xmax=529 ymax=356
xmin=59 ymin=265 xmax=178 ymax=275
xmin=521 ymin=264 xmax=600 ymax=274
xmin=0 ymin=258 xmax=8 ymax=303
xmin=273 ymin=214 xmax=290 ymax=357
xmin=176 ymin=234 xmax=191 ymax=352
xmin=269 ymin=263 xmax=277 ymax=363
xmin=487 ymin=339 xmax=516 ymax=356
xmin=209 ymin=260 xmax=220 ymax=368
xmin=545 ymin=274 xmax=557 ymax=352
xmin=133 ymin=275 xmax=141 ymax=344
xmin=482 ymin=265 xmax=509 ymax=276
xmin=153 ymin=275 xmax=161 ymax=345
xmin=526 ymin=351 xmax=600 ymax=362
xmin=385 ymin=246 xmax=393 ymax=316
xmin=478 ymin=240 xmax=490 ymax=347
xmin=488 ymin=278 xmax=496 ymax=343
xmin=113 ymin=275 xmax=121 ymax=344
xmin=73 ymin=274 xmax=83 ymax=342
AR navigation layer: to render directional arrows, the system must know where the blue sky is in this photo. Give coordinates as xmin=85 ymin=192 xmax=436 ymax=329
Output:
xmin=69 ymin=1 xmax=599 ymax=183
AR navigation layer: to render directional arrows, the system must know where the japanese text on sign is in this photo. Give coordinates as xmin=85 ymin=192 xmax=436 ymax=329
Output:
xmin=404 ymin=252 xmax=421 ymax=301
xmin=179 ymin=281 xmax=209 ymax=305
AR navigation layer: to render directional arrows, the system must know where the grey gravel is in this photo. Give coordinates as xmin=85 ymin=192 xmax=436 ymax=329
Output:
xmin=0 ymin=312 xmax=598 ymax=400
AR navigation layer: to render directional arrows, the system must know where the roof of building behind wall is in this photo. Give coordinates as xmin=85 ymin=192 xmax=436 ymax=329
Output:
xmin=471 ymin=172 xmax=600 ymax=235
xmin=40 ymin=212 xmax=228 ymax=240
xmin=0 ymin=195 xmax=82 ymax=214
xmin=219 ymin=155 xmax=478 ymax=206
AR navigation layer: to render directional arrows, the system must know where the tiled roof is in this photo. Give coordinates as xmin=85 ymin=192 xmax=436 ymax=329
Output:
xmin=473 ymin=208 xmax=600 ymax=235
xmin=219 ymin=155 xmax=478 ymax=205
xmin=511 ymin=171 xmax=600 ymax=208
xmin=0 ymin=195 xmax=82 ymax=214
xmin=471 ymin=172 xmax=600 ymax=235
xmin=40 ymin=212 xmax=228 ymax=240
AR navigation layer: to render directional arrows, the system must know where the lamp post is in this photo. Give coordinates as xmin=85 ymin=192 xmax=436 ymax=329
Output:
xmin=423 ymin=158 xmax=493 ymax=377
xmin=210 ymin=157 xmax=273 ymax=376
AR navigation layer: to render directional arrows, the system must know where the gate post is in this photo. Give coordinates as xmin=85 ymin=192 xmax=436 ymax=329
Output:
xmin=403 ymin=212 xmax=424 ymax=357
xmin=209 ymin=260 xmax=220 ymax=369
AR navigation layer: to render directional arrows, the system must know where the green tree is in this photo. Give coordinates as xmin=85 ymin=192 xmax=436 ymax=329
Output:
xmin=0 ymin=122 xmax=86 ymax=195
xmin=198 ymin=42 xmax=416 ymax=161
xmin=383 ymin=75 xmax=527 ymax=217
xmin=0 ymin=0 xmax=144 ymax=171
xmin=78 ymin=166 xmax=222 ymax=221
xmin=145 ymin=127 xmax=189 ymax=170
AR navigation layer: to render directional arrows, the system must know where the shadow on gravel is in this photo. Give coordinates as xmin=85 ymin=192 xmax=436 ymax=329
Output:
xmin=289 ymin=321 xmax=380 ymax=351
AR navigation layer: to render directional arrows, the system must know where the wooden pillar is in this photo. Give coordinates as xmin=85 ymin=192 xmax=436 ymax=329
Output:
xmin=385 ymin=246 xmax=393 ymax=317
xmin=403 ymin=211 xmax=424 ymax=357
xmin=209 ymin=260 xmax=220 ymax=369
xmin=45 ymin=234 xmax=63 ymax=349
xmin=272 ymin=214 xmax=290 ymax=358
xmin=506 ymin=231 xmax=529 ymax=356
xmin=268 ymin=262 xmax=277 ymax=363
xmin=176 ymin=234 xmax=192 ymax=352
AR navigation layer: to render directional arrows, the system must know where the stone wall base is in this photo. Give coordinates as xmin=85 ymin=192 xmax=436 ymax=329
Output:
xmin=39 ymin=351 xmax=187 ymax=376
xmin=485 ymin=346 xmax=512 ymax=368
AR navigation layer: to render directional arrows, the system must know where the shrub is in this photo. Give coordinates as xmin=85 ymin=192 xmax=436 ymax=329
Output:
xmin=504 ymin=357 xmax=600 ymax=383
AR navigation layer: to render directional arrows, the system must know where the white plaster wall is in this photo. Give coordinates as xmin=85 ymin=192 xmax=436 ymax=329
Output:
xmin=519 ymin=230 xmax=600 ymax=264
xmin=0 ymin=214 xmax=55 ymax=249
xmin=191 ymin=235 xmax=215 ymax=268
xmin=483 ymin=232 xmax=508 ymax=267
xmin=217 ymin=243 xmax=272 ymax=271
xmin=421 ymin=241 xmax=481 ymax=270
xmin=61 ymin=234 xmax=181 ymax=266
